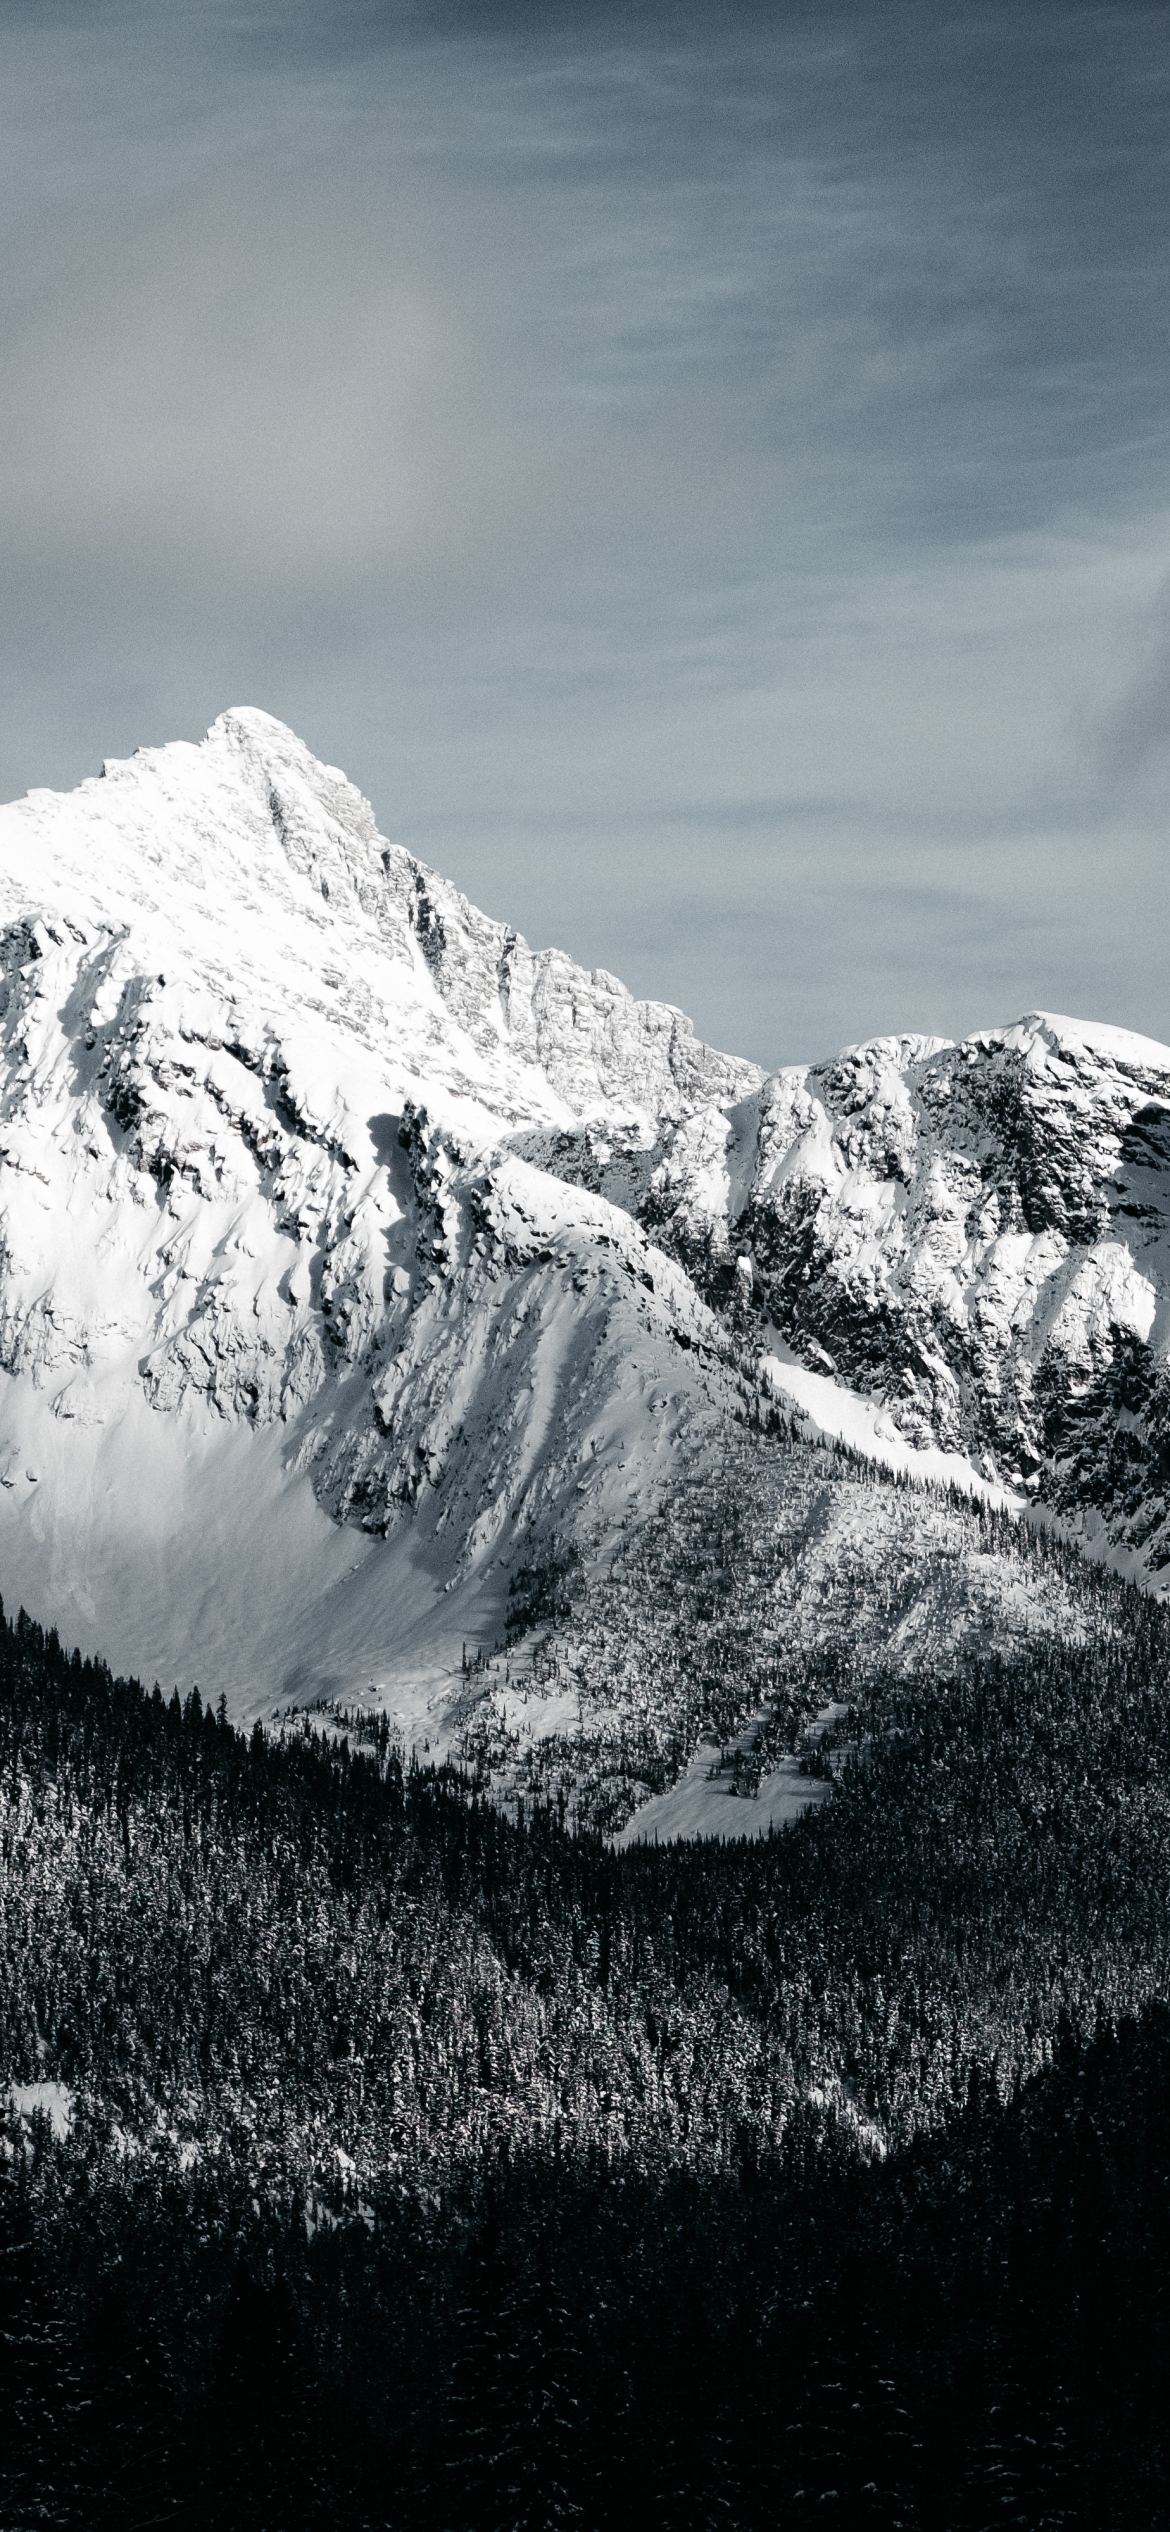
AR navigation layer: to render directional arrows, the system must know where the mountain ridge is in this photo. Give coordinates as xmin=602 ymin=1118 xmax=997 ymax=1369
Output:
xmin=0 ymin=707 xmax=1167 ymax=1829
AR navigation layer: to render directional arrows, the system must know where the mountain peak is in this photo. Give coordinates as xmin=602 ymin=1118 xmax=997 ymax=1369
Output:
xmin=0 ymin=710 xmax=771 ymax=1740
xmin=5 ymin=708 xmax=762 ymax=1144
xmin=1006 ymin=1008 xmax=1170 ymax=1075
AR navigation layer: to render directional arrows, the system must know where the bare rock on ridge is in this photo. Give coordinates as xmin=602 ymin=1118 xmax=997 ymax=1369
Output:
xmin=597 ymin=1015 xmax=1170 ymax=1579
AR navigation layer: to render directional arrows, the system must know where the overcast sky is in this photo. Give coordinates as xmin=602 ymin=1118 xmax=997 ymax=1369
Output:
xmin=2 ymin=0 xmax=1169 ymax=1066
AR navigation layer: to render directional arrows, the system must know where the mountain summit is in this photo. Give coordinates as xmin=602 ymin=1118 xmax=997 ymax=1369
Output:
xmin=0 ymin=710 xmax=1166 ymax=1818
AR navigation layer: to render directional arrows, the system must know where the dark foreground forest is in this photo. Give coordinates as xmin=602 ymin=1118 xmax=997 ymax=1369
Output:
xmin=4 ymin=1587 xmax=1170 ymax=2528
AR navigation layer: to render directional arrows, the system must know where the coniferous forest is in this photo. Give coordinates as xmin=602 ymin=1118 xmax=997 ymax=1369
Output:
xmin=4 ymin=1583 xmax=1170 ymax=2528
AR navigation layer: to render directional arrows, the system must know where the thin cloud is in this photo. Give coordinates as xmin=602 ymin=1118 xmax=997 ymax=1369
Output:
xmin=1096 ymin=575 xmax=1170 ymax=778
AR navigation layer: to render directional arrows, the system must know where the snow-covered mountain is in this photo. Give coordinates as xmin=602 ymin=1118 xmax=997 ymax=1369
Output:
xmin=0 ymin=707 xmax=1161 ymax=1811
xmin=0 ymin=708 xmax=764 ymax=1729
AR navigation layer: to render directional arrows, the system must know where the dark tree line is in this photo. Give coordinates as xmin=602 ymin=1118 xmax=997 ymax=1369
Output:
xmin=4 ymin=1588 xmax=1170 ymax=2523
xmin=6 ymin=2006 xmax=1170 ymax=2528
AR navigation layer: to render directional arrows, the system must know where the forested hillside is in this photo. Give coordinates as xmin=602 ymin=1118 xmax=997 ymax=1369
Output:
xmin=4 ymin=1589 xmax=1170 ymax=2525
xmin=476 ymin=1429 xmax=1124 ymax=1830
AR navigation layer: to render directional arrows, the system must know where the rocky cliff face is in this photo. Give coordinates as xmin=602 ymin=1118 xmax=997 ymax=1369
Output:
xmin=0 ymin=707 xmax=1162 ymax=1806
xmin=592 ymin=1016 xmax=1170 ymax=1577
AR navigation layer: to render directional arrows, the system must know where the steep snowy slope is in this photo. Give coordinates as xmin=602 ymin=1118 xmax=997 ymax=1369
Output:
xmin=0 ymin=709 xmax=762 ymax=1725
xmin=581 ymin=1016 xmax=1170 ymax=1578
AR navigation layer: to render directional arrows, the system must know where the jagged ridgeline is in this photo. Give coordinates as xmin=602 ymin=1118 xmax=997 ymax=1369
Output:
xmin=6 ymin=1585 xmax=1170 ymax=2524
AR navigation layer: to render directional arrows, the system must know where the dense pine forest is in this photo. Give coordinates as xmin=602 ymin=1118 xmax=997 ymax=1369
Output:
xmin=4 ymin=1582 xmax=1170 ymax=2527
